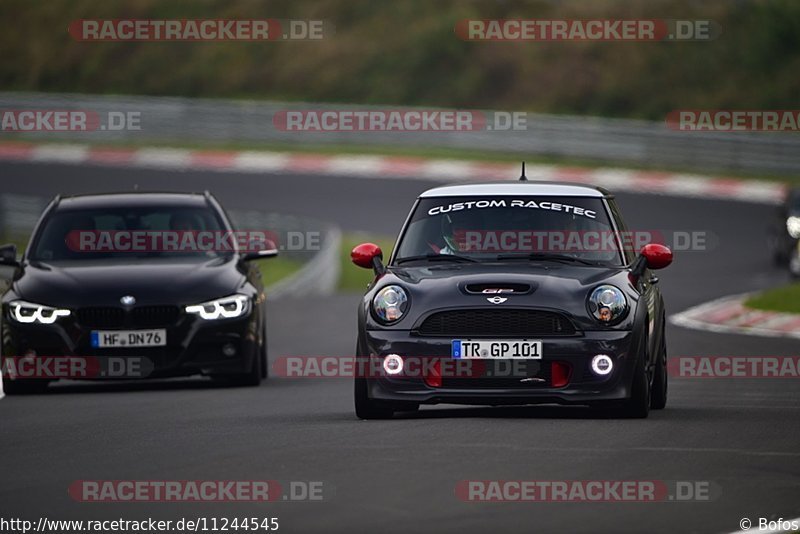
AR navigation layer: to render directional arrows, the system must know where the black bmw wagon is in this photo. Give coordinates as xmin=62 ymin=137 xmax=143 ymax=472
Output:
xmin=0 ymin=192 xmax=277 ymax=393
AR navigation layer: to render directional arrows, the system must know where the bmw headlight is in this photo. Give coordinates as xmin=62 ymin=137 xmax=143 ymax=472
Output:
xmin=9 ymin=300 xmax=71 ymax=324
xmin=787 ymin=216 xmax=800 ymax=239
xmin=185 ymin=294 xmax=251 ymax=320
xmin=588 ymin=285 xmax=628 ymax=324
xmin=372 ymin=285 xmax=408 ymax=323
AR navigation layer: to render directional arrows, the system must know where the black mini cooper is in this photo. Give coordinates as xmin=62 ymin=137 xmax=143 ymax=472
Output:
xmin=351 ymin=181 xmax=672 ymax=419
xmin=0 ymin=192 xmax=277 ymax=394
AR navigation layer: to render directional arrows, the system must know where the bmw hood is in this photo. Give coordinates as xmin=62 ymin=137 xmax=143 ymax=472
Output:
xmin=11 ymin=257 xmax=245 ymax=308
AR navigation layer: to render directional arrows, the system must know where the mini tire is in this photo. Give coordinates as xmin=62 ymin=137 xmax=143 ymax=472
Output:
xmin=650 ymin=321 xmax=668 ymax=410
xmin=354 ymin=377 xmax=394 ymax=420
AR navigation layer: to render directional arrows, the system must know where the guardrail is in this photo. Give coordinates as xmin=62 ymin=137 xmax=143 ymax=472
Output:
xmin=2 ymin=92 xmax=799 ymax=175
xmin=0 ymin=193 xmax=340 ymax=298
xmin=227 ymin=208 xmax=341 ymax=298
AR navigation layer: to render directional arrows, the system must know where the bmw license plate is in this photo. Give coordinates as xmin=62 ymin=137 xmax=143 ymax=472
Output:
xmin=91 ymin=329 xmax=167 ymax=348
xmin=452 ymin=340 xmax=542 ymax=359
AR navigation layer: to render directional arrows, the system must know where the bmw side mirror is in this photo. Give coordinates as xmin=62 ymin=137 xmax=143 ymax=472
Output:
xmin=0 ymin=244 xmax=19 ymax=266
xmin=0 ymin=243 xmax=20 ymax=283
xmin=241 ymin=238 xmax=279 ymax=262
xmin=351 ymin=242 xmax=385 ymax=275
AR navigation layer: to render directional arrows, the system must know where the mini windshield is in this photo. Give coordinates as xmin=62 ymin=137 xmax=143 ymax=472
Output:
xmin=393 ymin=196 xmax=624 ymax=266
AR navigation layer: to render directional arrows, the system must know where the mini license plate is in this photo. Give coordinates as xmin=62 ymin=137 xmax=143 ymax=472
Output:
xmin=452 ymin=340 xmax=542 ymax=359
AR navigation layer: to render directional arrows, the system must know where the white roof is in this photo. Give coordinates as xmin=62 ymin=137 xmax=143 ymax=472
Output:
xmin=419 ymin=182 xmax=608 ymax=198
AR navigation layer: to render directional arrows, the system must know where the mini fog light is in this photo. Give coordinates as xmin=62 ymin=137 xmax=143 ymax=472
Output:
xmin=222 ymin=343 xmax=237 ymax=358
xmin=383 ymin=354 xmax=404 ymax=375
xmin=591 ymin=354 xmax=614 ymax=376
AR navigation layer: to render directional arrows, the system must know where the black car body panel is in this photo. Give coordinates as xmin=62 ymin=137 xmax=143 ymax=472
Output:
xmin=358 ymin=264 xmax=660 ymax=404
xmin=767 ymin=187 xmax=800 ymax=269
xmin=354 ymin=182 xmax=670 ymax=413
xmin=1 ymin=192 xmax=273 ymax=386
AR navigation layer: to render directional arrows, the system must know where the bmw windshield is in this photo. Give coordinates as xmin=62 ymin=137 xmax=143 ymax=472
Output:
xmin=28 ymin=205 xmax=233 ymax=262
xmin=393 ymin=196 xmax=625 ymax=266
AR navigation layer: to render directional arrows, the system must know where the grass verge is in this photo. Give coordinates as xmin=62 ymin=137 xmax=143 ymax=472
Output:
xmin=258 ymin=256 xmax=304 ymax=288
xmin=745 ymin=284 xmax=800 ymax=314
xmin=338 ymin=233 xmax=395 ymax=292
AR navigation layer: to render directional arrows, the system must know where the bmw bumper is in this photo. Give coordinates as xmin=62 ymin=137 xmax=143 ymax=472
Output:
xmin=1 ymin=311 xmax=259 ymax=380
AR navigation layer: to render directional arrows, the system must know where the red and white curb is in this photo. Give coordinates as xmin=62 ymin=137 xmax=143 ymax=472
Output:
xmin=0 ymin=142 xmax=786 ymax=205
xmin=670 ymin=293 xmax=800 ymax=340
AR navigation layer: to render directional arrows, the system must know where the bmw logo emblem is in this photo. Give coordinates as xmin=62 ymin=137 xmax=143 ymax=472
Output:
xmin=120 ymin=295 xmax=136 ymax=306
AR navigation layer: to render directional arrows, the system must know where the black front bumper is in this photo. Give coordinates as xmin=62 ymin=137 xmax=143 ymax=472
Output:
xmin=362 ymin=329 xmax=640 ymax=405
xmin=1 ymin=311 xmax=259 ymax=380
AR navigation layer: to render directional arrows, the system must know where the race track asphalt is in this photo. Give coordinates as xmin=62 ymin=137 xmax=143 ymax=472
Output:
xmin=0 ymin=161 xmax=797 ymax=534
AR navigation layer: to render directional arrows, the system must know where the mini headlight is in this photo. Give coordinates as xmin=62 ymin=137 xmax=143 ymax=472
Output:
xmin=372 ymin=285 xmax=408 ymax=324
xmin=787 ymin=216 xmax=800 ymax=239
xmin=9 ymin=300 xmax=71 ymax=324
xmin=588 ymin=285 xmax=628 ymax=324
xmin=185 ymin=294 xmax=250 ymax=320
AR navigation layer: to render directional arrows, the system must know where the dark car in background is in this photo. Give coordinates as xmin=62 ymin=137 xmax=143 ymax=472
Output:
xmin=768 ymin=187 xmax=800 ymax=275
xmin=351 ymin=181 xmax=673 ymax=419
xmin=0 ymin=192 xmax=277 ymax=394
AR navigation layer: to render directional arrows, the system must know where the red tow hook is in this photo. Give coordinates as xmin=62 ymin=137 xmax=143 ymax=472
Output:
xmin=551 ymin=361 xmax=572 ymax=388
xmin=423 ymin=359 xmax=442 ymax=388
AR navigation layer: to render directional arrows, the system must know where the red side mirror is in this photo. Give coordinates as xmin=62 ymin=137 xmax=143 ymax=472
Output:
xmin=640 ymin=243 xmax=673 ymax=270
xmin=351 ymin=243 xmax=383 ymax=269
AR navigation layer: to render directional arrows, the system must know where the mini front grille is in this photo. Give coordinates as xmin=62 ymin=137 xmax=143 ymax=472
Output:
xmin=416 ymin=309 xmax=576 ymax=337
xmin=76 ymin=306 xmax=180 ymax=328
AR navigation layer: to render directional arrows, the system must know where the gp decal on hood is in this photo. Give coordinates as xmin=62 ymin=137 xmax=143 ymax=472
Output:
xmin=427 ymin=199 xmax=597 ymax=219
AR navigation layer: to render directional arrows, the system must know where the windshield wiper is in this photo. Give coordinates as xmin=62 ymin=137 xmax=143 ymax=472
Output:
xmin=394 ymin=254 xmax=480 ymax=265
xmin=495 ymin=253 xmax=601 ymax=266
